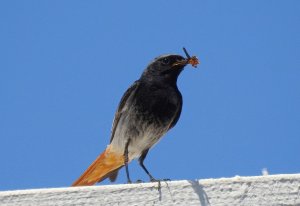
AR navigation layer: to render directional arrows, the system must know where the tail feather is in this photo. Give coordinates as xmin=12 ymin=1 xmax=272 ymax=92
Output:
xmin=108 ymin=170 xmax=120 ymax=182
xmin=72 ymin=145 xmax=124 ymax=186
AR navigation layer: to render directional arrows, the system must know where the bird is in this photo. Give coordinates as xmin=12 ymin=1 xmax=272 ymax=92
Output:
xmin=72 ymin=48 xmax=199 ymax=186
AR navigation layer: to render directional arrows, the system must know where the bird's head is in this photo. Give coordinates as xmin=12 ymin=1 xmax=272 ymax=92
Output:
xmin=141 ymin=48 xmax=199 ymax=83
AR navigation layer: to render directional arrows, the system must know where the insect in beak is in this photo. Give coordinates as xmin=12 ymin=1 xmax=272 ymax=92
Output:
xmin=172 ymin=47 xmax=199 ymax=68
xmin=183 ymin=47 xmax=199 ymax=68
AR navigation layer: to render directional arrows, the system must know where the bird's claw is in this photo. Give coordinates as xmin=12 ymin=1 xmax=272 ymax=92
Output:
xmin=150 ymin=178 xmax=171 ymax=182
xmin=136 ymin=179 xmax=144 ymax=183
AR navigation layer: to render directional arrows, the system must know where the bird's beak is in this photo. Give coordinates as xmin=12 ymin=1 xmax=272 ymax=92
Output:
xmin=172 ymin=59 xmax=188 ymax=67
xmin=172 ymin=56 xmax=200 ymax=68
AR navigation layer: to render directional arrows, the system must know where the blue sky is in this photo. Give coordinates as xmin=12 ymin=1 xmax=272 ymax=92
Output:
xmin=0 ymin=1 xmax=299 ymax=190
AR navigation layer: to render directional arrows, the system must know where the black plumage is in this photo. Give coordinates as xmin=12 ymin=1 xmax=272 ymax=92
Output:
xmin=109 ymin=54 xmax=188 ymax=182
xmin=72 ymin=50 xmax=198 ymax=186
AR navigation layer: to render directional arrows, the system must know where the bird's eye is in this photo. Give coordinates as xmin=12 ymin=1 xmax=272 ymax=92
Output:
xmin=161 ymin=57 xmax=170 ymax=65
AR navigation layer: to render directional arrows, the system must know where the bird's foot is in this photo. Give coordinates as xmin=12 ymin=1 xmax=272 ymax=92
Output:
xmin=150 ymin=178 xmax=171 ymax=182
xmin=136 ymin=179 xmax=144 ymax=183
xmin=150 ymin=178 xmax=171 ymax=191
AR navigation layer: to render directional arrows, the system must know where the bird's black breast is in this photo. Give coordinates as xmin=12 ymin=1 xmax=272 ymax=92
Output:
xmin=132 ymin=81 xmax=182 ymax=128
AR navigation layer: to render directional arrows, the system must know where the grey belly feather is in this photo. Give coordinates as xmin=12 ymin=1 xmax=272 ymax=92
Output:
xmin=110 ymin=104 xmax=169 ymax=160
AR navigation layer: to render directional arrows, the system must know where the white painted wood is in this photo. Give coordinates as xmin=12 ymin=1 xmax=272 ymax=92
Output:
xmin=1 ymin=174 xmax=300 ymax=206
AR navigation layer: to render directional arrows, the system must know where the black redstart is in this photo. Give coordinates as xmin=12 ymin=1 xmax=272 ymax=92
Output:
xmin=72 ymin=48 xmax=199 ymax=186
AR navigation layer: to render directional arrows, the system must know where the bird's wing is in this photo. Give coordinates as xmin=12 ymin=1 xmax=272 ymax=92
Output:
xmin=110 ymin=81 xmax=140 ymax=143
xmin=168 ymin=92 xmax=183 ymax=130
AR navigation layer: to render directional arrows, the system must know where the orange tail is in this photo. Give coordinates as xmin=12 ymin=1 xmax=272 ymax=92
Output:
xmin=72 ymin=145 xmax=124 ymax=186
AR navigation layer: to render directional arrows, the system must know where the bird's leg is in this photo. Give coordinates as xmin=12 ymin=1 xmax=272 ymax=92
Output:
xmin=140 ymin=161 xmax=156 ymax=182
xmin=138 ymin=149 xmax=156 ymax=182
xmin=124 ymin=139 xmax=132 ymax=183
xmin=139 ymin=149 xmax=171 ymax=183
xmin=139 ymin=153 xmax=165 ymax=192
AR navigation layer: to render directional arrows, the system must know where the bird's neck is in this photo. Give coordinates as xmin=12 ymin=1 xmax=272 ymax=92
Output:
xmin=140 ymin=69 xmax=183 ymax=87
xmin=140 ymin=75 xmax=179 ymax=88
